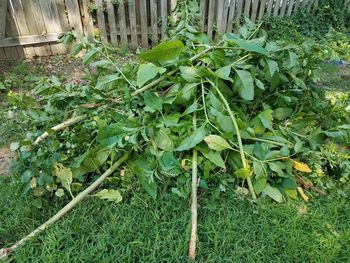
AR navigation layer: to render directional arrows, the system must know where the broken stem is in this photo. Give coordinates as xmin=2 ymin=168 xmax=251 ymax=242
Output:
xmin=0 ymin=152 xmax=129 ymax=260
xmin=188 ymin=113 xmax=198 ymax=260
xmin=33 ymin=115 xmax=86 ymax=145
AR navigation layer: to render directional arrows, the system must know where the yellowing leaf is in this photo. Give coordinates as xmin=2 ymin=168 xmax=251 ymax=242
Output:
xmin=53 ymin=163 xmax=73 ymax=197
xmin=204 ymin=135 xmax=233 ymax=151
xmin=293 ymin=160 xmax=312 ymax=173
xmin=95 ymin=189 xmax=123 ymax=203
xmin=297 ymin=187 xmax=309 ymax=202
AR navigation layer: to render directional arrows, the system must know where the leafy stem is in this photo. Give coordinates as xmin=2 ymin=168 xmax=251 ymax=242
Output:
xmin=207 ymin=78 xmax=257 ymax=200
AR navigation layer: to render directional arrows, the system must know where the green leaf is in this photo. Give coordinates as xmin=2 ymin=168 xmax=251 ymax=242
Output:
xmin=254 ymin=176 xmax=267 ymax=194
xmin=234 ymin=167 xmax=251 ymax=179
xmin=132 ymin=159 xmax=157 ymax=199
xmin=258 ymin=109 xmax=273 ymax=130
xmin=200 ymin=148 xmax=226 ymax=169
xmin=140 ymin=40 xmax=185 ymax=64
xmin=215 ymin=65 xmax=233 ymax=81
xmin=97 ymin=124 xmax=124 ymax=147
xmin=273 ymin=108 xmax=293 ymax=121
xmin=55 ymin=188 xmax=65 ymax=197
xmin=95 ymin=189 xmax=123 ymax=203
xmin=155 ymin=129 xmax=173 ymax=151
xmin=143 ymin=91 xmax=162 ymax=113
xmin=204 ymin=135 xmax=233 ymax=151
xmin=234 ymin=69 xmax=254 ymax=101
xmin=226 ymin=37 xmax=268 ymax=55
xmin=263 ymin=184 xmax=283 ymax=203
xmin=96 ymin=74 xmax=120 ymax=89
xmin=82 ymin=48 xmax=98 ymax=64
xmin=180 ymin=66 xmax=201 ymax=82
xmin=137 ymin=63 xmax=166 ymax=87
xmin=53 ymin=163 xmax=73 ymax=197
xmin=175 ymin=127 xmax=206 ymax=151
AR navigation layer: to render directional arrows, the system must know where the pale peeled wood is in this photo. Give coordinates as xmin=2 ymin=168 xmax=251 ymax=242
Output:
xmin=117 ymin=2 xmax=128 ymax=47
xmin=65 ymin=0 xmax=84 ymax=35
xmin=9 ymin=0 xmax=36 ymax=57
xmin=95 ymin=0 xmax=108 ymax=43
xmin=258 ymin=0 xmax=267 ymax=20
xmin=106 ymin=1 xmax=118 ymax=46
xmin=139 ymin=0 xmax=149 ymax=48
xmin=0 ymin=0 xmax=7 ymax=39
xmin=150 ymin=0 xmax=158 ymax=44
xmin=161 ymin=0 xmax=168 ymax=39
xmin=251 ymin=0 xmax=260 ymax=21
xmin=128 ymin=0 xmax=138 ymax=48
xmin=170 ymin=0 xmax=177 ymax=22
xmin=227 ymin=0 xmax=236 ymax=32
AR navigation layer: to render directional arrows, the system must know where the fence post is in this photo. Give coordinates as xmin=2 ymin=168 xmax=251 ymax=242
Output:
xmin=0 ymin=0 xmax=8 ymax=39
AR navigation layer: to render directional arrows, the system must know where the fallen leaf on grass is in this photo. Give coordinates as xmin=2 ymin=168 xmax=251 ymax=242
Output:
xmin=297 ymin=186 xmax=309 ymax=202
xmin=293 ymin=160 xmax=312 ymax=173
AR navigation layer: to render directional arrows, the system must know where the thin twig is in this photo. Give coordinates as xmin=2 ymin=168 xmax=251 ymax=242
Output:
xmin=0 ymin=152 xmax=129 ymax=260
xmin=188 ymin=112 xmax=198 ymax=260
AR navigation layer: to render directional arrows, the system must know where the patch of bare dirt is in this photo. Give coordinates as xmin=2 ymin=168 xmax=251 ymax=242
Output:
xmin=0 ymin=147 xmax=16 ymax=176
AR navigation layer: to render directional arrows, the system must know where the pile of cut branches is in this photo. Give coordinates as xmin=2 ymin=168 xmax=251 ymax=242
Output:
xmin=2 ymin=19 xmax=349 ymax=259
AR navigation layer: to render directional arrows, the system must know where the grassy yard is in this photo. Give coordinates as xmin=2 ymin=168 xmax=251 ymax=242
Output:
xmin=0 ymin=60 xmax=349 ymax=262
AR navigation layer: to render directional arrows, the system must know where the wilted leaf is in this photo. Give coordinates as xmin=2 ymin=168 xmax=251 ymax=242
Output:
xmin=55 ymin=188 xmax=65 ymax=197
xmin=95 ymin=189 xmax=123 ymax=203
xmin=53 ymin=163 xmax=73 ymax=197
xmin=96 ymin=74 xmax=120 ymax=89
xmin=297 ymin=187 xmax=309 ymax=202
xmin=293 ymin=160 xmax=312 ymax=173
xmin=200 ymin=148 xmax=226 ymax=169
xmin=234 ymin=167 xmax=251 ymax=179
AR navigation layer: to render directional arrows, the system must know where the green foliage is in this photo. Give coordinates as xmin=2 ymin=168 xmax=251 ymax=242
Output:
xmin=263 ymin=0 xmax=350 ymax=41
xmin=5 ymin=19 xmax=350 ymax=204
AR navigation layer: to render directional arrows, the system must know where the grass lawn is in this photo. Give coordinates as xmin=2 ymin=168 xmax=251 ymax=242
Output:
xmin=0 ymin=60 xmax=349 ymax=262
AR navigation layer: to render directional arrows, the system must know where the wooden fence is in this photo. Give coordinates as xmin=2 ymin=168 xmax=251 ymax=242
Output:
xmin=1 ymin=0 xmax=350 ymax=60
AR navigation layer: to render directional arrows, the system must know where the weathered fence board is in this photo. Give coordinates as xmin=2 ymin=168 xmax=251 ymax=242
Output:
xmin=0 ymin=0 xmax=7 ymax=39
xmin=1 ymin=0 xmax=350 ymax=59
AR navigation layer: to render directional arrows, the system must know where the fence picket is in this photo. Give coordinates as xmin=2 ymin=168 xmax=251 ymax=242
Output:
xmin=139 ymin=0 xmax=149 ymax=48
xmin=273 ymin=0 xmax=280 ymax=16
xmin=117 ymin=2 xmax=128 ymax=47
xmin=286 ymin=0 xmax=295 ymax=15
xmin=279 ymin=0 xmax=288 ymax=16
xmin=227 ymin=0 xmax=236 ymax=32
xmin=244 ymin=0 xmax=251 ymax=17
xmin=107 ymin=1 xmax=118 ymax=46
xmin=128 ymin=0 xmax=138 ymax=48
xmin=150 ymin=0 xmax=158 ymax=44
xmin=251 ymin=0 xmax=260 ymax=21
xmin=95 ymin=0 xmax=108 ymax=43
xmin=161 ymin=0 xmax=167 ymax=39
xmin=65 ymin=0 xmax=83 ymax=34
xmin=258 ymin=0 xmax=267 ymax=20
xmin=235 ymin=0 xmax=243 ymax=26
xmin=266 ymin=0 xmax=274 ymax=16
xmin=207 ymin=0 xmax=215 ymax=40
xmin=199 ymin=0 xmax=207 ymax=31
